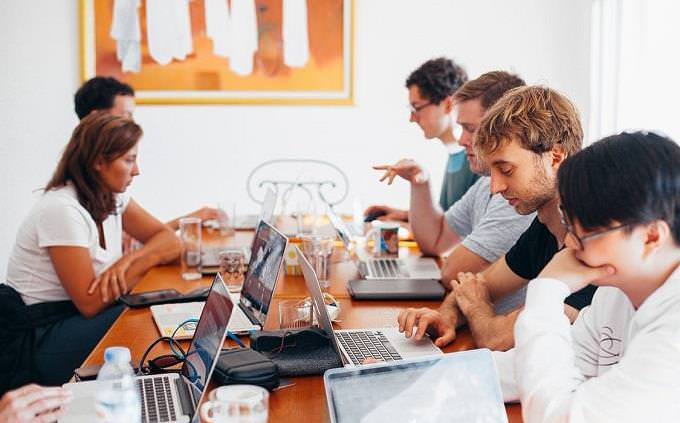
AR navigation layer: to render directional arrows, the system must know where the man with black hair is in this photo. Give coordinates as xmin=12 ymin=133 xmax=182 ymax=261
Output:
xmin=73 ymin=77 xmax=219 ymax=231
xmin=495 ymin=131 xmax=680 ymax=421
xmin=74 ymin=77 xmax=135 ymax=119
xmin=365 ymin=58 xmax=478 ymax=223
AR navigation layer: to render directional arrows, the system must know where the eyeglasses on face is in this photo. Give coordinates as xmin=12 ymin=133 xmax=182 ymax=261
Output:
xmin=408 ymin=101 xmax=435 ymax=115
xmin=558 ymin=205 xmax=630 ymax=250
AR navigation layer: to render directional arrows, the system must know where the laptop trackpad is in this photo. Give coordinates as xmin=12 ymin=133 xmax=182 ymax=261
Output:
xmin=382 ymin=327 xmax=443 ymax=358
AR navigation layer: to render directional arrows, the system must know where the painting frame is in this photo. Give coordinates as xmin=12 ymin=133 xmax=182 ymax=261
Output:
xmin=79 ymin=0 xmax=354 ymax=105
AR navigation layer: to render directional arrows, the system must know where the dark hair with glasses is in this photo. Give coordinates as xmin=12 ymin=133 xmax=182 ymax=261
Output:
xmin=405 ymin=57 xmax=468 ymax=105
xmin=558 ymin=131 xmax=680 ymax=246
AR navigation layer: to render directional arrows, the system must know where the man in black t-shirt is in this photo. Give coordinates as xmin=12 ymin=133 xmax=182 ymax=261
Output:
xmin=397 ymin=86 xmax=596 ymax=351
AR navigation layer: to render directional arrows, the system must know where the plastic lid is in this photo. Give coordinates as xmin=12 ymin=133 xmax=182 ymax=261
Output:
xmin=104 ymin=346 xmax=132 ymax=364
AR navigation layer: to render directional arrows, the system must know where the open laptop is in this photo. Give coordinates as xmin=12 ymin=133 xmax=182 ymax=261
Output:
xmin=297 ymin=245 xmax=442 ymax=367
xmin=201 ymin=187 xmax=277 ymax=270
xmin=61 ymin=274 xmax=233 ymax=423
xmin=324 ymin=350 xmax=507 ymax=423
xmin=152 ymin=221 xmax=288 ymax=337
xmin=233 ymin=186 xmax=277 ymax=230
xmin=326 ymin=207 xmax=440 ymax=280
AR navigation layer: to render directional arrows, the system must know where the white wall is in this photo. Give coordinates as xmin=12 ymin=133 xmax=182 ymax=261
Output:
xmin=0 ymin=0 xmax=592 ymax=279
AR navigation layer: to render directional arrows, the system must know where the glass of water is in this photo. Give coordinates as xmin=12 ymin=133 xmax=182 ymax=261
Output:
xmin=180 ymin=217 xmax=202 ymax=281
xmin=218 ymin=248 xmax=248 ymax=292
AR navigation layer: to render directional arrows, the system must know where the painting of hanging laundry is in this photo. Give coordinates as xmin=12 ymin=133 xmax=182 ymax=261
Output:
xmin=79 ymin=0 xmax=353 ymax=104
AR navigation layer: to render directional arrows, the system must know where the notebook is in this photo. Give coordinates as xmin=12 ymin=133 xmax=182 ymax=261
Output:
xmin=61 ymin=274 xmax=233 ymax=423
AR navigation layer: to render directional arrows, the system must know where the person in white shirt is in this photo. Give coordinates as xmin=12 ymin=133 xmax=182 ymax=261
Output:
xmin=1 ymin=112 xmax=181 ymax=388
xmin=494 ymin=131 xmax=680 ymax=421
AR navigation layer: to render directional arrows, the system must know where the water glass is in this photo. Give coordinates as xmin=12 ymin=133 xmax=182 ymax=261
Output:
xmin=278 ymin=299 xmax=313 ymax=329
xmin=218 ymin=248 xmax=248 ymax=292
xmin=180 ymin=217 xmax=202 ymax=281
xmin=300 ymin=234 xmax=334 ymax=290
xmin=199 ymin=385 xmax=269 ymax=423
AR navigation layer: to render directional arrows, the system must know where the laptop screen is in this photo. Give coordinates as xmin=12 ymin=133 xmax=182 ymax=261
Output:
xmin=296 ymin=245 xmax=343 ymax=358
xmin=324 ymin=350 xmax=507 ymax=423
xmin=240 ymin=221 xmax=288 ymax=324
xmin=181 ymin=274 xmax=233 ymax=413
xmin=258 ymin=187 xmax=277 ymax=224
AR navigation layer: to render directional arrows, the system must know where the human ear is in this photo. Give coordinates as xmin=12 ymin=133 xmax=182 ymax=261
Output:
xmin=444 ymin=96 xmax=454 ymax=114
xmin=642 ymin=221 xmax=669 ymax=258
xmin=550 ymin=147 xmax=567 ymax=169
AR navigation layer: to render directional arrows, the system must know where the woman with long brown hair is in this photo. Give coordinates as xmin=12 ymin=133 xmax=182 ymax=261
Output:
xmin=1 ymin=112 xmax=180 ymax=391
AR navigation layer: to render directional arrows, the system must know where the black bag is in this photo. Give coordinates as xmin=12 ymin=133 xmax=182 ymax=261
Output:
xmin=212 ymin=348 xmax=279 ymax=391
xmin=250 ymin=328 xmax=342 ymax=376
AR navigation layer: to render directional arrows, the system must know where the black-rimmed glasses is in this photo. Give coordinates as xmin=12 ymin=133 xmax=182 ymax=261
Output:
xmin=558 ymin=205 xmax=629 ymax=250
xmin=409 ymin=102 xmax=434 ymax=115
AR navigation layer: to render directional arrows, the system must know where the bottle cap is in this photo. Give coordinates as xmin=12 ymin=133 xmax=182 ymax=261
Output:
xmin=104 ymin=346 xmax=131 ymax=364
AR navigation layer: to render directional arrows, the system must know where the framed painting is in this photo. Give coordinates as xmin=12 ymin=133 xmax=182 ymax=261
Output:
xmin=79 ymin=0 xmax=354 ymax=105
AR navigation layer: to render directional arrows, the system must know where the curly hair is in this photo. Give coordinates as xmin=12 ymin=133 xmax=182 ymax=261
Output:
xmin=74 ymin=77 xmax=135 ymax=119
xmin=453 ymin=71 xmax=526 ymax=110
xmin=405 ymin=58 xmax=468 ymax=104
xmin=475 ymin=85 xmax=583 ymax=158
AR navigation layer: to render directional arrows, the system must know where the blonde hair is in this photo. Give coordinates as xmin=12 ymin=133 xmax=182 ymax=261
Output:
xmin=453 ymin=71 xmax=525 ymax=110
xmin=474 ymin=85 xmax=583 ymax=158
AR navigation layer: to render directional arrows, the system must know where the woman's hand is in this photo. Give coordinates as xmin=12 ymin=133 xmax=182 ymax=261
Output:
xmin=0 ymin=384 xmax=72 ymax=423
xmin=88 ymin=255 xmax=135 ymax=302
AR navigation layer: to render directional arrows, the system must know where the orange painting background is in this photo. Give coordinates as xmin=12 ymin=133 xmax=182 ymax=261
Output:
xmin=93 ymin=0 xmax=346 ymax=92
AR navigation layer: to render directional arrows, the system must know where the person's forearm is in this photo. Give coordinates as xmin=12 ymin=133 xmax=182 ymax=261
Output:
xmin=410 ymin=181 xmax=457 ymax=255
xmin=439 ymin=292 xmax=466 ymax=329
xmin=465 ymin=305 xmax=519 ymax=351
xmin=126 ymin=227 xmax=181 ymax=282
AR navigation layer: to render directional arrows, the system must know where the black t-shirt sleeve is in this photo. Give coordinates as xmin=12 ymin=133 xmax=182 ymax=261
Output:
xmin=565 ymin=284 xmax=597 ymax=310
xmin=504 ymin=217 xmax=544 ymax=280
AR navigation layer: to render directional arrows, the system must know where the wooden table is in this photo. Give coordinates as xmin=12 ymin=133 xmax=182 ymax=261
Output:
xmin=81 ymin=228 xmax=522 ymax=422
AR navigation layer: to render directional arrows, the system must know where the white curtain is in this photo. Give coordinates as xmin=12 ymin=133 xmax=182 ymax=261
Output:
xmin=589 ymin=0 xmax=680 ymax=143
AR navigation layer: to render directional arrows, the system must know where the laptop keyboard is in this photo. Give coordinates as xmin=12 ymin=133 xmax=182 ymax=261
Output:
xmin=367 ymin=258 xmax=402 ymax=278
xmin=137 ymin=376 xmax=177 ymax=423
xmin=336 ymin=330 xmax=403 ymax=365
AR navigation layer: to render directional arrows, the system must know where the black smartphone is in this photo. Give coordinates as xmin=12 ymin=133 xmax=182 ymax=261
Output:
xmin=118 ymin=289 xmax=183 ymax=308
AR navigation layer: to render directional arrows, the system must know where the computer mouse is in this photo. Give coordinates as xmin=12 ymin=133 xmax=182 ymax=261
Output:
xmin=364 ymin=210 xmax=387 ymax=222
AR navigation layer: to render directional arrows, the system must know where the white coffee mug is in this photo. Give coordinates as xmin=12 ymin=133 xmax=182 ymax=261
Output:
xmin=366 ymin=221 xmax=400 ymax=256
xmin=199 ymin=385 xmax=269 ymax=423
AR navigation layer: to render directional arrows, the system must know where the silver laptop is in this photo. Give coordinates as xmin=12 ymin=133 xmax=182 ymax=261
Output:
xmin=61 ymin=274 xmax=233 ymax=423
xmin=324 ymin=350 xmax=507 ymax=423
xmin=297 ymin=245 xmax=441 ymax=367
xmin=154 ymin=221 xmax=288 ymax=336
xmin=232 ymin=187 xmax=277 ymax=230
xmin=326 ymin=207 xmax=440 ymax=280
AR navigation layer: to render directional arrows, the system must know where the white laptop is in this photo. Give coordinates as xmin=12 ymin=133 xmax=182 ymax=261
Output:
xmin=324 ymin=350 xmax=507 ymax=423
xmin=152 ymin=221 xmax=288 ymax=337
xmin=297 ymin=245 xmax=442 ymax=367
xmin=60 ymin=274 xmax=233 ymax=423
xmin=232 ymin=186 xmax=277 ymax=230
xmin=326 ymin=207 xmax=440 ymax=280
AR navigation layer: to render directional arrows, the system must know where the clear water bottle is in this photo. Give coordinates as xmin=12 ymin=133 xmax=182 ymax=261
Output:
xmin=95 ymin=346 xmax=141 ymax=423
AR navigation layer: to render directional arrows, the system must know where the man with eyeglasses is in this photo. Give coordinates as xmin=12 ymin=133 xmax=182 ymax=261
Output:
xmin=397 ymin=86 xmax=597 ymax=351
xmin=375 ymin=71 xmax=533 ymax=287
xmin=364 ymin=58 xmax=478 ymax=223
